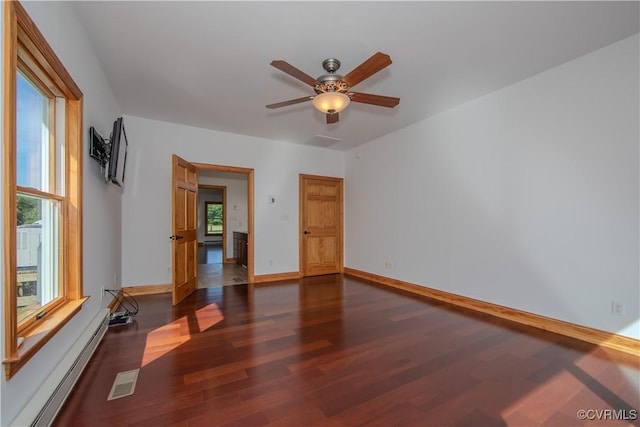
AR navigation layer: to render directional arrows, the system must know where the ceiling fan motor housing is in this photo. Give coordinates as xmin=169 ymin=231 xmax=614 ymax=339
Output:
xmin=322 ymin=58 xmax=340 ymax=73
xmin=315 ymin=58 xmax=350 ymax=95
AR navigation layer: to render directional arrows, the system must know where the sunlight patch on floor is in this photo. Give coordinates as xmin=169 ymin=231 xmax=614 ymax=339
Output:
xmin=141 ymin=316 xmax=190 ymax=367
xmin=196 ymin=303 xmax=224 ymax=332
xmin=141 ymin=303 xmax=224 ymax=367
xmin=500 ymin=369 xmax=584 ymax=424
xmin=499 ymin=353 xmax=639 ymax=426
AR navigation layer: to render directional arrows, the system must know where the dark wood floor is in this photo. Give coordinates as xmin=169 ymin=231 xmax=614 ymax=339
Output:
xmin=198 ymin=244 xmax=223 ymax=265
xmin=54 ymin=275 xmax=639 ymax=427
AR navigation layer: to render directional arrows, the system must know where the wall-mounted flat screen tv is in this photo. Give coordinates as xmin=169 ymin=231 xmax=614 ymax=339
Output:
xmin=108 ymin=117 xmax=128 ymax=187
xmin=89 ymin=126 xmax=108 ymax=167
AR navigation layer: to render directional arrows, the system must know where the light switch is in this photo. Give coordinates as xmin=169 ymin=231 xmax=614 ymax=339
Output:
xmin=268 ymin=195 xmax=276 ymax=205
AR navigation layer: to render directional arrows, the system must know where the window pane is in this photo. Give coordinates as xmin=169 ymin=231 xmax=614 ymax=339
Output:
xmin=17 ymin=194 xmax=60 ymax=323
xmin=16 ymin=71 xmax=51 ymax=192
xmin=206 ymin=203 xmax=223 ymax=234
xmin=55 ymin=97 xmax=66 ymax=195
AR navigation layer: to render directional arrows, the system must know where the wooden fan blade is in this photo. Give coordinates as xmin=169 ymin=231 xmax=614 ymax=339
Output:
xmin=271 ymin=60 xmax=319 ymax=87
xmin=266 ymin=96 xmax=312 ymax=109
xmin=326 ymin=112 xmax=339 ymax=124
xmin=350 ymin=92 xmax=400 ymax=108
xmin=342 ymin=52 xmax=392 ymax=88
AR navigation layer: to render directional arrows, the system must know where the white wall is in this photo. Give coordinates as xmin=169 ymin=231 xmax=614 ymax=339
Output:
xmin=121 ymin=116 xmax=344 ymax=286
xmin=345 ymin=34 xmax=639 ymax=339
xmin=0 ymin=2 xmax=122 ymax=425
xmin=199 ymin=175 xmax=249 ymax=259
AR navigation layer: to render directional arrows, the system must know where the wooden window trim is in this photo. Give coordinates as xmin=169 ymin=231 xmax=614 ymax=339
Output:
xmin=3 ymin=1 xmax=85 ymax=379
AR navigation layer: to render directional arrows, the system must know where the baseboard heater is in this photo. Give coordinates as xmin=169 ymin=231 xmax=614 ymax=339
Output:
xmin=12 ymin=308 xmax=110 ymax=427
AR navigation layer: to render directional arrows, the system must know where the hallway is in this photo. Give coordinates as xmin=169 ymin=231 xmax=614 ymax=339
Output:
xmin=197 ymin=244 xmax=247 ymax=287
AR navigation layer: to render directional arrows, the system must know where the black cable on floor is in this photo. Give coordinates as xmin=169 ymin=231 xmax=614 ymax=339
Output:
xmin=105 ymin=289 xmax=139 ymax=317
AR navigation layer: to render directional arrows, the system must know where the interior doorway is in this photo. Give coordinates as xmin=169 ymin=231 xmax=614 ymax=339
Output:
xmin=194 ymin=163 xmax=254 ymax=287
xmin=197 ymin=185 xmax=226 ymax=266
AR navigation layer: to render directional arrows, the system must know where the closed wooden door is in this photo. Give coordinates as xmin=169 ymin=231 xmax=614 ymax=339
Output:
xmin=171 ymin=155 xmax=198 ymax=305
xmin=299 ymin=175 xmax=343 ymax=276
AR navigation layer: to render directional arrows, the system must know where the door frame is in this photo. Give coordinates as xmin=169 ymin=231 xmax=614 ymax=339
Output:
xmin=298 ymin=174 xmax=344 ymax=277
xmin=192 ymin=162 xmax=255 ymax=283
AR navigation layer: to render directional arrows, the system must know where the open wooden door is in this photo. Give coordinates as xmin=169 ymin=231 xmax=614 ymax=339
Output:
xmin=171 ymin=155 xmax=198 ymax=305
xmin=299 ymin=174 xmax=344 ymax=277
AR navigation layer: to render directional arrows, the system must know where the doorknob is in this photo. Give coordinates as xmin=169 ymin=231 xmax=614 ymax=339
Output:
xmin=303 ymin=230 xmax=310 ymax=235
xmin=169 ymin=235 xmax=184 ymax=240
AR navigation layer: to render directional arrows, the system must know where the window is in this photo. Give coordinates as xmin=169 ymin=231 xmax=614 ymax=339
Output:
xmin=205 ymin=202 xmax=223 ymax=236
xmin=4 ymin=1 xmax=85 ymax=379
xmin=16 ymin=70 xmax=63 ymax=324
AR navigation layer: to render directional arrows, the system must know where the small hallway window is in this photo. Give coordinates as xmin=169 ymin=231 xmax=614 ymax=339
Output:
xmin=205 ymin=202 xmax=223 ymax=236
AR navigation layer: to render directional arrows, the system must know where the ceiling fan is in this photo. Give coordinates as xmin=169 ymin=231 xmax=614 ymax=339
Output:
xmin=266 ymin=52 xmax=400 ymax=124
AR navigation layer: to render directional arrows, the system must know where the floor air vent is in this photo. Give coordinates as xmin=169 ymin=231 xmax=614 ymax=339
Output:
xmin=107 ymin=369 xmax=139 ymax=400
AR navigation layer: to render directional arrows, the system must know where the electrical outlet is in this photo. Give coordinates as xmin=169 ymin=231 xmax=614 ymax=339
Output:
xmin=612 ymin=301 xmax=624 ymax=316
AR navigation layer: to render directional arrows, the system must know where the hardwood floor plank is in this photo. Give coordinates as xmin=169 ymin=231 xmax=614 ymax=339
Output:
xmin=262 ymin=400 xmax=328 ymax=426
xmin=188 ymin=389 xmax=293 ymax=427
xmin=183 ymin=339 xmax=333 ymax=384
xmin=53 ymin=275 xmax=640 ymax=427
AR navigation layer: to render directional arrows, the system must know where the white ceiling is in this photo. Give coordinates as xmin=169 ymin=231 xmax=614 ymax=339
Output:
xmin=74 ymin=1 xmax=639 ymax=151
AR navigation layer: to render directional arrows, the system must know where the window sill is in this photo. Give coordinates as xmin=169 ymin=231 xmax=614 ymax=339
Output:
xmin=3 ymin=297 xmax=89 ymax=379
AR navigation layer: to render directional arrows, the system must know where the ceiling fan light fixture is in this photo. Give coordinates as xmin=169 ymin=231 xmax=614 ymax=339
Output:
xmin=312 ymin=91 xmax=350 ymax=114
